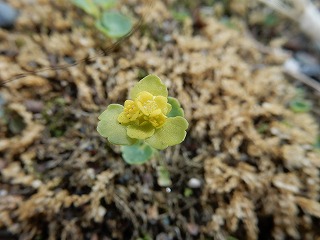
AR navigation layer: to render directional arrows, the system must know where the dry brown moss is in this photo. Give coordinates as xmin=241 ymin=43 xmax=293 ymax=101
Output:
xmin=0 ymin=0 xmax=319 ymax=239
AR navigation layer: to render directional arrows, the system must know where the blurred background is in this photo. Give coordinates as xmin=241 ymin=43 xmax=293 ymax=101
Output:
xmin=0 ymin=0 xmax=319 ymax=239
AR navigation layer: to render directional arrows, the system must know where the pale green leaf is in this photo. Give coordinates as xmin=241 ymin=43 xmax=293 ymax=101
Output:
xmin=157 ymin=166 xmax=172 ymax=187
xmin=97 ymin=104 xmax=136 ymax=145
xmin=167 ymin=97 xmax=184 ymax=117
xmin=130 ymin=75 xmax=168 ymax=99
xmin=121 ymin=141 xmax=154 ymax=164
xmin=93 ymin=0 xmax=116 ymax=9
xmin=72 ymin=0 xmax=100 ymax=17
xmin=96 ymin=11 xmax=132 ymax=38
xmin=145 ymin=117 xmax=188 ymax=150
xmin=127 ymin=123 xmax=155 ymax=140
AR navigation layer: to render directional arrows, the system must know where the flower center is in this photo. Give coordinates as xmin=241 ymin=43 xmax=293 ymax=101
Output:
xmin=118 ymin=91 xmax=170 ymax=128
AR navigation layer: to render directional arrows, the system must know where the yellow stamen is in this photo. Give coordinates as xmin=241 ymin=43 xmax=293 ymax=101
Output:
xmin=118 ymin=91 xmax=170 ymax=128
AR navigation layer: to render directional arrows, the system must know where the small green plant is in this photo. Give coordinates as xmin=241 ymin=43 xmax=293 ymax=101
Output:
xmin=156 ymin=165 xmax=172 ymax=186
xmin=184 ymin=187 xmax=193 ymax=197
xmin=289 ymin=99 xmax=312 ymax=113
xmin=263 ymin=12 xmax=279 ymax=27
xmin=289 ymin=88 xmax=312 ymax=113
xmin=97 ymin=74 xmax=188 ymax=164
xmin=72 ymin=0 xmax=132 ymax=38
xmin=171 ymin=10 xmax=190 ymax=22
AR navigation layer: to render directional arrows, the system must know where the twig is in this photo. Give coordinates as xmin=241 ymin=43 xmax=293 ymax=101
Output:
xmin=114 ymin=194 xmax=139 ymax=229
xmin=259 ymin=0 xmax=298 ymax=20
xmin=259 ymin=0 xmax=320 ymax=48
xmin=284 ymin=69 xmax=320 ymax=93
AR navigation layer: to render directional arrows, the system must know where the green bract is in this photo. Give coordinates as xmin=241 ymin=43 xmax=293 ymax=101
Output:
xmin=97 ymin=104 xmax=136 ymax=145
xmin=97 ymin=75 xmax=188 ymax=153
xmin=121 ymin=141 xmax=154 ymax=164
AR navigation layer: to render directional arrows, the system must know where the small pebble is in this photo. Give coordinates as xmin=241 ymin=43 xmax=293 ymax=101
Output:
xmin=24 ymin=100 xmax=44 ymax=113
xmin=156 ymin=233 xmax=170 ymax=240
xmin=98 ymin=206 xmax=106 ymax=218
xmin=163 ymin=34 xmax=172 ymax=42
xmin=294 ymin=52 xmax=320 ymax=80
xmin=187 ymin=223 xmax=199 ymax=236
xmin=296 ymin=52 xmax=318 ymax=66
xmin=187 ymin=178 xmax=201 ymax=188
xmin=31 ymin=180 xmax=42 ymax=188
xmin=86 ymin=168 xmax=95 ymax=179
xmin=300 ymin=64 xmax=320 ymax=79
xmin=284 ymin=58 xmax=300 ymax=73
xmin=0 ymin=189 xmax=8 ymax=196
xmin=0 ymin=2 xmax=19 ymax=28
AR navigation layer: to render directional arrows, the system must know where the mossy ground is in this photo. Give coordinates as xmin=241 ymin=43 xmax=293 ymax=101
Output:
xmin=0 ymin=0 xmax=319 ymax=239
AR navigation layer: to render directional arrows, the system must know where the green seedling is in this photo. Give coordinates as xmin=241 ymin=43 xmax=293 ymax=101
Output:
xmin=97 ymin=74 xmax=188 ymax=164
xmin=171 ymin=10 xmax=190 ymax=22
xmin=137 ymin=234 xmax=152 ymax=240
xmin=157 ymin=165 xmax=172 ymax=187
xmin=264 ymin=12 xmax=279 ymax=27
xmin=289 ymin=88 xmax=312 ymax=113
xmin=184 ymin=187 xmax=193 ymax=197
xmin=72 ymin=0 xmax=100 ymax=17
xmin=93 ymin=0 xmax=117 ymax=10
xmin=95 ymin=11 xmax=132 ymax=38
xmin=227 ymin=236 xmax=239 ymax=240
xmin=257 ymin=123 xmax=270 ymax=134
xmin=72 ymin=0 xmax=132 ymax=38
xmin=289 ymin=99 xmax=312 ymax=113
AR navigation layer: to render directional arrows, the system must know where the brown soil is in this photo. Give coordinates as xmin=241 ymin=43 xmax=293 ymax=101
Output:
xmin=0 ymin=0 xmax=319 ymax=239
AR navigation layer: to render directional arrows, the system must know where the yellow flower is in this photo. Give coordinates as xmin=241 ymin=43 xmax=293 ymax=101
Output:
xmin=118 ymin=91 xmax=172 ymax=128
xmin=97 ymin=74 xmax=188 ymax=150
